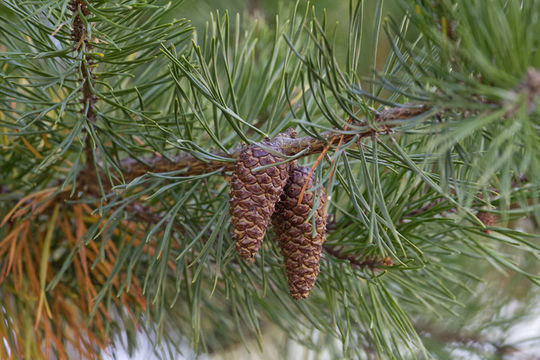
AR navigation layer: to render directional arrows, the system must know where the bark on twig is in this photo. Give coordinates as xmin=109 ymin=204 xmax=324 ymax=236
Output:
xmin=70 ymin=0 xmax=98 ymax=171
xmin=116 ymin=105 xmax=429 ymax=182
xmin=323 ymin=245 xmax=394 ymax=270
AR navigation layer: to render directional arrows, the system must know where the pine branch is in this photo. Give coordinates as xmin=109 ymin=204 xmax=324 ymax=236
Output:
xmin=70 ymin=0 xmax=96 ymax=121
xmin=99 ymin=104 xmax=430 ymax=183
xmin=2 ymin=1 xmax=538 ymax=358
xmin=323 ymin=245 xmax=394 ymax=271
xmin=69 ymin=0 xmax=98 ymax=171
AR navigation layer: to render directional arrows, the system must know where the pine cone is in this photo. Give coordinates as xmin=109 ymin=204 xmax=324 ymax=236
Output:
xmin=272 ymin=165 xmax=326 ymax=300
xmin=229 ymin=142 xmax=290 ymax=261
xmin=477 ymin=211 xmax=497 ymax=227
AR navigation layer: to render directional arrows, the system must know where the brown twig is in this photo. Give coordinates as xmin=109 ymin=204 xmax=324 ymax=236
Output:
xmin=114 ymin=105 xmax=430 ymax=182
xmin=70 ymin=0 xmax=98 ymax=174
xmin=70 ymin=0 xmax=96 ymax=121
xmin=323 ymin=245 xmax=394 ymax=271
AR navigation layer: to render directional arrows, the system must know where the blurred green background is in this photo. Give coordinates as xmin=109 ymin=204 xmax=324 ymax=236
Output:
xmin=166 ymin=0 xmax=401 ymax=79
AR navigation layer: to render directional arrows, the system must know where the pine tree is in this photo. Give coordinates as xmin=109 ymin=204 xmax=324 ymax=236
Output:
xmin=0 ymin=0 xmax=539 ymax=359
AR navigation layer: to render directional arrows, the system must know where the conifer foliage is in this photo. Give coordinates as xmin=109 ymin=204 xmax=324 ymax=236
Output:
xmin=0 ymin=0 xmax=539 ymax=359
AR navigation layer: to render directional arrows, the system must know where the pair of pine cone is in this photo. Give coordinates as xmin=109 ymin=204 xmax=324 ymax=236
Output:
xmin=229 ymin=141 xmax=326 ymax=300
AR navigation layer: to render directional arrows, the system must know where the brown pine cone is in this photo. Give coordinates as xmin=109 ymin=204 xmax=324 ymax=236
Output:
xmin=477 ymin=211 xmax=497 ymax=227
xmin=229 ymin=142 xmax=290 ymax=261
xmin=272 ymin=165 xmax=326 ymax=300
